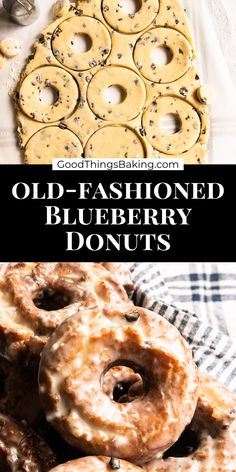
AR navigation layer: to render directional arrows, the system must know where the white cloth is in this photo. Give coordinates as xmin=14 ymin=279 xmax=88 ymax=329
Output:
xmin=0 ymin=0 xmax=236 ymax=162
xmin=158 ymin=263 xmax=236 ymax=337
xmin=130 ymin=263 xmax=236 ymax=392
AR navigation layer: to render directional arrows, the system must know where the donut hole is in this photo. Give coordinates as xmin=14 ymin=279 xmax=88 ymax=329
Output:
xmin=159 ymin=113 xmax=181 ymax=134
xmin=102 ymin=362 xmax=147 ymax=403
xmin=33 ymin=287 xmax=72 ymax=311
xmin=103 ymin=85 xmax=127 ymax=105
xmin=39 ymin=86 xmax=59 ymax=106
xmin=151 ymin=46 xmax=173 ymax=66
xmin=163 ymin=428 xmax=200 ymax=458
xmin=119 ymin=0 xmax=142 ymax=14
xmin=71 ymin=33 xmax=92 ymax=53
xmin=112 ymin=379 xmax=141 ymax=403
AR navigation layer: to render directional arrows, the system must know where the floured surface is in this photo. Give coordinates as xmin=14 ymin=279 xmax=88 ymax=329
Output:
xmin=15 ymin=0 xmax=209 ymax=163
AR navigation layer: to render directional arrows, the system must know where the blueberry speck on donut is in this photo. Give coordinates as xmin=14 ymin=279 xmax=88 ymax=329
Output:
xmin=109 ymin=457 xmax=121 ymax=469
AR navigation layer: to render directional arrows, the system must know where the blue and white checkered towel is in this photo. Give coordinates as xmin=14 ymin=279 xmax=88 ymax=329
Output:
xmin=129 ymin=263 xmax=236 ymax=393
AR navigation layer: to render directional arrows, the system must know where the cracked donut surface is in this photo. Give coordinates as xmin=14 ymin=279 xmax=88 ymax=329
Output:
xmin=39 ymin=305 xmax=198 ymax=464
xmin=49 ymin=456 xmax=141 ymax=471
xmin=0 ymin=263 xmax=132 ymax=360
xmin=145 ymin=374 xmax=236 ymax=471
xmin=0 ymin=413 xmax=57 ymax=471
xmin=15 ymin=0 xmax=209 ymax=163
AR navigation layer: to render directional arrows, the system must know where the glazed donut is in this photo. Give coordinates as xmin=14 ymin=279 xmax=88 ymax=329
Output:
xmin=49 ymin=456 xmax=141 ymax=471
xmin=0 ymin=355 xmax=42 ymax=425
xmin=0 ymin=413 xmax=57 ymax=471
xmin=100 ymin=263 xmax=134 ymax=295
xmin=0 ymin=263 xmax=131 ymax=359
xmin=39 ymin=305 xmax=198 ymax=464
xmin=145 ymin=375 xmax=236 ymax=471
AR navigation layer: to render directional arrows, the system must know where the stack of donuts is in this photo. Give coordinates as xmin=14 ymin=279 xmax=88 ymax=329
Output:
xmin=0 ymin=262 xmax=235 ymax=471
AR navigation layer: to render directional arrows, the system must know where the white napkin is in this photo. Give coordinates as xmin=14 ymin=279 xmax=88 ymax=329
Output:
xmin=184 ymin=0 xmax=236 ymax=163
xmin=0 ymin=0 xmax=236 ymax=163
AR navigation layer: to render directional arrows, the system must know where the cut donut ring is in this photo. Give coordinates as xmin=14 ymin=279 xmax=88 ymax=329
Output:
xmin=25 ymin=126 xmax=83 ymax=164
xmin=102 ymin=0 xmax=159 ymax=34
xmin=142 ymin=96 xmax=201 ymax=155
xmin=39 ymin=305 xmax=198 ymax=464
xmin=52 ymin=16 xmax=111 ymax=71
xmin=87 ymin=66 xmax=146 ymax=122
xmin=84 ymin=125 xmax=147 ymax=158
xmin=18 ymin=66 xmax=79 ymax=123
xmin=134 ymin=27 xmax=192 ymax=83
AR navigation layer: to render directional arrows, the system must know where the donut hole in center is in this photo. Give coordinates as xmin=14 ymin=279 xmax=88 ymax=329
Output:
xmin=163 ymin=428 xmax=200 ymax=458
xmin=151 ymin=46 xmax=173 ymax=66
xmin=103 ymin=85 xmax=127 ymax=105
xmin=119 ymin=0 xmax=142 ymax=14
xmin=33 ymin=287 xmax=72 ymax=311
xmin=102 ymin=361 xmax=148 ymax=404
xmin=159 ymin=113 xmax=181 ymax=134
xmin=39 ymin=86 xmax=59 ymax=106
xmin=112 ymin=377 xmax=142 ymax=403
xmin=71 ymin=33 xmax=92 ymax=53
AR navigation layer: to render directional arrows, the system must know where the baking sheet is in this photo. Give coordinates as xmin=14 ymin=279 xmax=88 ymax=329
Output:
xmin=0 ymin=0 xmax=236 ymax=163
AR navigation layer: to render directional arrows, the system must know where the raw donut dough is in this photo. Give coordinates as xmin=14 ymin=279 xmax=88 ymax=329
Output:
xmin=0 ymin=38 xmax=22 ymax=58
xmin=15 ymin=0 xmax=210 ymax=163
xmin=52 ymin=16 xmax=111 ymax=71
xmin=19 ymin=66 xmax=79 ymax=123
xmin=87 ymin=66 xmax=146 ymax=122
xmin=25 ymin=126 xmax=83 ymax=163
xmin=133 ymin=28 xmax=192 ymax=83
xmin=53 ymin=0 xmax=72 ymax=18
xmin=102 ymin=0 xmax=159 ymax=34
xmin=39 ymin=305 xmax=198 ymax=464
xmin=85 ymin=126 xmax=147 ymax=158
xmin=197 ymin=84 xmax=215 ymax=105
xmin=50 ymin=456 xmax=141 ymax=472
xmin=143 ymin=96 xmax=201 ymax=155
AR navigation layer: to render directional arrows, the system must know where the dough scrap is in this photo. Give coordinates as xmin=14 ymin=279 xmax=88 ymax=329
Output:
xmin=15 ymin=0 xmax=210 ymax=163
xmin=197 ymin=84 xmax=215 ymax=105
xmin=0 ymin=38 xmax=22 ymax=58
xmin=53 ymin=0 xmax=71 ymax=18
